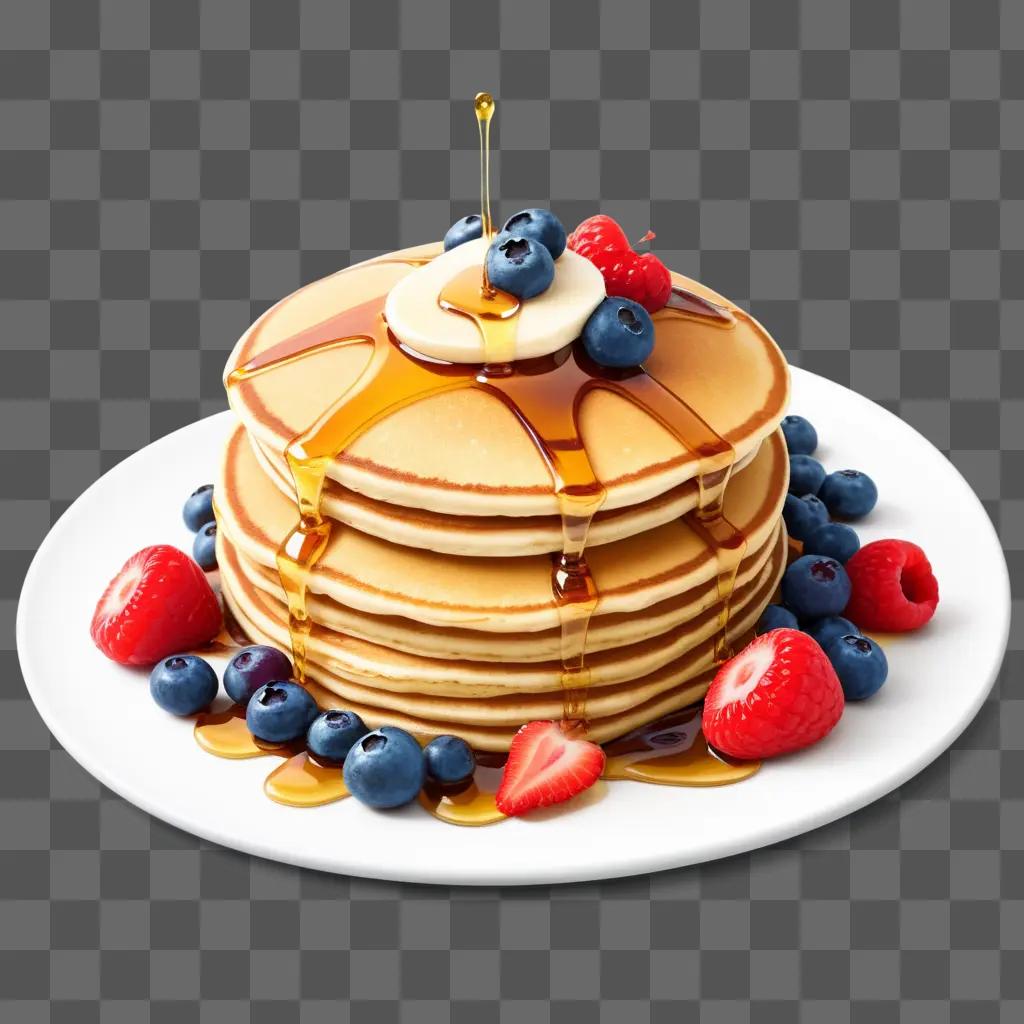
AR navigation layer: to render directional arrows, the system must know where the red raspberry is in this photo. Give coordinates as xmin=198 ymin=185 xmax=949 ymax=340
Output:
xmin=566 ymin=215 xmax=672 ymax=313
xmin=702 ymin=629 xmax=845 ymax=760
xmin=91 ymin=545 xmax=223 ymax=666
xmin=843 ymin=539 xmax=939 ymax=632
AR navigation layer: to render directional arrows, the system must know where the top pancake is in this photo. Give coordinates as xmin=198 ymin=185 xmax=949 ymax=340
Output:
xmin=223 ymin=243 xmax=790 ymax=518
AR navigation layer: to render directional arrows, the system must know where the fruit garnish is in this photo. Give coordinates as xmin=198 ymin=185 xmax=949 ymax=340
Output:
xmin=485 ymin=235 xmax=555 ymax=298
xmin=223 ymin=645 xmax=294 ymax=706
xmin=582 ymin=296 xmax=655 ymax=368
xmin=843 ymin=539 xmax=939 ymax=632
xmin=307 ymin=710 xmax=368 ymax=766
xmin=788 ymin=454 xmax=826 ymax=497
xmin=702 ymin=629 xmax=845 ymax=760
xmin=782 ymin=493 xmax=829 ymax=542
xmin=495 ymin=720 xmax=605 ymax=816
xmin=90 ymin=545 xmax=223 ymax=666
xmin=780 ymin=415 xmax=817 ymax=456
xmin=755 ymin=603 xmax=798 ymax=634
xmin=343 ymin=727 xmax=427 ymax=809
xmin=192 ymin=520 xmax=218 ymax=570
xmin=803 ymin=521 xmax=861 ymax=564
xmin=825 ymin=634 xmax=888 ymax=701
xmin=806 ymin=615 xmax=859 ymax=651
xmin=498 ymin=208 xmax=567 ymax=260
xmin=149 ymin=654 xmax=219 ymax=716
xmin=246 ymin=681 xmax=319 ymax=744
xmin=443 ymin=214 xmax=483 ymax=251
xmin=423 ymin=734 xmax=475 ymax=785
xmin=819 ymin=469 xmax=878 ymax=520
xmin=781 ymin=554 xmax=852 ymax=620
xmin=566 ymin=215 xmax=672 ymax=313
xmin=182 ymin=484 xmax=215 ymax=532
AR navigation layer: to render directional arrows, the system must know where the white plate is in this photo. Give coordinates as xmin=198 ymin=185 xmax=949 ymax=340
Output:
xmin=17 ymin=368 xmax=1010 ymax=886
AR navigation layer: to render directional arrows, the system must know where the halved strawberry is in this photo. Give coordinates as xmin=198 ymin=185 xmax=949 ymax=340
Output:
xmin=91 ymin=544 xmax=223 ymax=666
xmin=495 ymin=721 xmax=605 ymax=816
xmin=702 ymin=628 xmax=844 ymax=760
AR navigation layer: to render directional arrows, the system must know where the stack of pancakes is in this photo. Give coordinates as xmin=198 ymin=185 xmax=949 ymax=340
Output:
xmin=217 ymin=246 xmax=791 ymax=750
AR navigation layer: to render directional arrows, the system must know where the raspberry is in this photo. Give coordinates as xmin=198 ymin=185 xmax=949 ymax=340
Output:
xmin=566 ymin=215 xmax=672 ymax=313
xmin=843 ymin=539 xmax=939 ymax=632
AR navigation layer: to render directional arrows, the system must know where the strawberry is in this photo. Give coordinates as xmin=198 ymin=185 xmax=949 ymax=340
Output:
xmin=91 ymin=545 xmax=223 ymax=667
xmin=843 ymin=539 xmax=939 ymax=633
xmin=495 ymin=721 xmax=605 ymax=816
xmin=566 ymin=215 xmax=672 ymax=313
xmin=702 ymin=629 xmax=844 ymax=760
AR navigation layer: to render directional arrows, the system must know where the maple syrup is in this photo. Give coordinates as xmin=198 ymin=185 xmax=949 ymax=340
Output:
xmin=418 ymin=760 xmax=506 ymax=827
xmin=207 ymin=93 xmax=771 ymax=823
xmin=603 ymin=708 xmax=760 ymax=786
xmin=264 ymin=752 xmax=350 ymax=807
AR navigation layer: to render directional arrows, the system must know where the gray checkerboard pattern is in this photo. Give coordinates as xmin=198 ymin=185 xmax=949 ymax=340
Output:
xmin=2 ymin=0 xmax=1021 ymax=1018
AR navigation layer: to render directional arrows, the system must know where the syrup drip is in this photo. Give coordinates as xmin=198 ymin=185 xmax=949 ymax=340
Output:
xmin=264 ymin=753 xmax=350 ymax=807
xmin=438 ymin=266 xmax=520 ymax=367
xmin=603 ymin=708 xmax=760 ymax=786
xmin=418 ymin=760 xmax=507 ymax=827
xmin=474 ymin=91 xmax=496 ymax=293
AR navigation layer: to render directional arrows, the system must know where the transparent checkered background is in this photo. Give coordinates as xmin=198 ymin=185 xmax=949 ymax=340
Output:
xmin=2 ymin=0 xmax=1022 ymax=1019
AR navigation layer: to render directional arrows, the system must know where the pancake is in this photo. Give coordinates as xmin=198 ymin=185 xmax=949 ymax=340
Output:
xmin=224 ymin=244 xmax=790 ymax=518
xmin=223 ymin=519 xmax=782 ymax=661
xmin=251 ymin=431 xmax=762 ymax=557
xmin=218 ymin=524 xmax=784 ymax=695
xmin=225 ymin=571 xmax=769 ymax=751
xmin=216 ymin=423 xmax=789 ymax=632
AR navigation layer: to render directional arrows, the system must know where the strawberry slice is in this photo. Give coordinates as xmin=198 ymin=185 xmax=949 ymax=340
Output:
xmin=91 ymin=544 xmax=223 ymax=666
xmin=495 ymin=721 xmax=605 ymax=816
xmin=702 ymin=628 xmax=844 ymax=760
xmin=566 ymin=215 xmax=672 ymax=313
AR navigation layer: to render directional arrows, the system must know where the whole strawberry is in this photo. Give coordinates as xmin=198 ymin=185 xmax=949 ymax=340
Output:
xmin=702 ymin=628 xmax=845 ymax=760
xmin=567 ymin=215 xmax=672 ymax=313
xmin=91 ymin=545 xmax=223 ymax=666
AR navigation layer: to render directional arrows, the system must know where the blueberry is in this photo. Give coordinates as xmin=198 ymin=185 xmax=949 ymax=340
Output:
xmin=307 ymin=710 xmax=368 ymax=765
xmin=756 ymin=604 xmax=799 ymax=634
xmin=423 ymin=735 xmax=475 ymax=785
xmin=803 ymin=522 xmax=861 ymax=564
xmin=582 ymin=296 xmax=656 ymax=368
xmin=818 ymin=469 xmax=878 ymax=520
xmin=343 ymin=727 xmax=426 ymax=809
xmin=443 ymin=214 xmax=483 ymax=251
xmin=223 ymin=645 xmax=293 ymax=706
xmin=485 ymin=235 xmax=555 ymax=299
xmin=149 ymin=654 xmax=218 ymax=716
xmin=788 ymin=455 xmax=826 ymax=497
xmin=826 ymin=634 xmax=888 ymax=701
xmin=780 ymin=415 xmax=817 ymax=456
xmin=245 ymin=681 xmax=318 ymax=744
xmin=183 ymin=484 xmax=215 ymax=532
xmin=498 ymin=208 xmax=567 ymax=260
xmin=192 ymin=521 xmax=217 ymax=570
xmin=806 ymin=616 xmax=860 ymax=651
xmin=782 ymin=493 xmax=830 ymax=543
xmin=780 ymin=554 xmax=852 ymax=620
